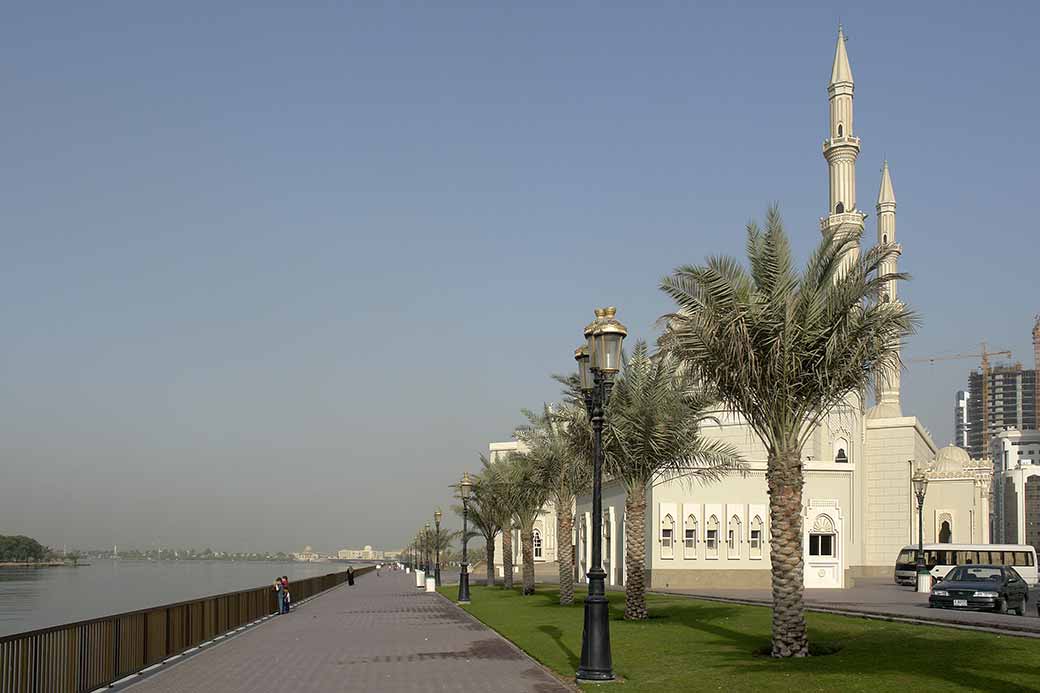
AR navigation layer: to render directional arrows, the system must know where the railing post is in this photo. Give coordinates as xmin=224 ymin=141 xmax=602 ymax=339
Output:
xmin=112 ymin=618 xmax=121 ymax=681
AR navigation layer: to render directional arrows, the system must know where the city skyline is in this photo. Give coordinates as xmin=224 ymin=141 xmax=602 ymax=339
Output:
xmin=2 ymin=3 xmax=1037 ymax=551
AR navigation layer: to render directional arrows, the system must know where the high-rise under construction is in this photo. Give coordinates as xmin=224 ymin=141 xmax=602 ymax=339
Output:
xmin=962 ymin=316 xmax=1040 ymax=459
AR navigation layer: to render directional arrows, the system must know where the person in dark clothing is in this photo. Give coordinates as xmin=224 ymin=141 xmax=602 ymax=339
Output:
xmin=273 ymin=578 xmax=285 ymax=614
xmin=347 ymin=566 xmax=355 ymax=586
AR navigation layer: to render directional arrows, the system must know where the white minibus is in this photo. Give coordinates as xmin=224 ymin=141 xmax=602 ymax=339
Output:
xmin=894 ymin=544 xmax=1038 ymax=586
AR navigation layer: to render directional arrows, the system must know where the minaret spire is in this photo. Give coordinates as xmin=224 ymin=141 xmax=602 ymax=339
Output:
xmin=872 ymin=160 xmax=903 ymax=417
xmin=830 ymin=25 xmax=854 ymax=86
xmin=821 ymin=26 xmax=865 ymax=269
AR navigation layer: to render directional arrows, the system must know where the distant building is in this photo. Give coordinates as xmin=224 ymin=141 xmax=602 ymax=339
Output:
xmin=990 ymin=429 xmax=1040 ymax=551
xmin=337 ymin=545 xmax=385 ymax=560
xmin=965 ymin=365 xmax=1038 ymax=459
xmin=292 ymin=545 xmax=325 ymax=562
xmin=954 ymin=390 xmax=970 ymax=449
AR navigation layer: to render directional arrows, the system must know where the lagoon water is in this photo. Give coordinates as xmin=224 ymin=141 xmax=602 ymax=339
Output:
xmin=0 ymin=560 xmax=363 ymax=637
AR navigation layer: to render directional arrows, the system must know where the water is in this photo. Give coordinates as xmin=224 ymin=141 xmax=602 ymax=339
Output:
xmin=0 ymin=560 xmax=368 ymax=637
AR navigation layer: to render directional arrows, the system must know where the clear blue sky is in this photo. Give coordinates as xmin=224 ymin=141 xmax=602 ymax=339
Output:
xmin=2 ymin=2 xmax=1036 ymax=553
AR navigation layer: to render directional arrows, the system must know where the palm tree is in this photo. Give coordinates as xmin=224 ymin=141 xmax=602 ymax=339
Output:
xmin=499 ymin=450 xmax=552 ymax=595
xmin=477 ymin=455 xmax=516 ymax=589
xmin=517 ymin=403 xmax=592 ymax=604
xmin=452 ymin=492 xmax=500 ymax=586
xmin=601 ymin=341 xmax=742 ymax=620
xmin=659 ymin=207 xmax=914 ymax=656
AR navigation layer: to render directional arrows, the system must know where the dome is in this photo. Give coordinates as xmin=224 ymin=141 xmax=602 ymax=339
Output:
xmin=304 ymin=545 xmax=313 ymax=552
xmin=932 ymin=446 xmax=970 ymax=475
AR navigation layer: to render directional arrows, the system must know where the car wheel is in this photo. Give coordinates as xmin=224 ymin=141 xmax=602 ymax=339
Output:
xmin=996 ymin=598 xmax=1008 ymax=615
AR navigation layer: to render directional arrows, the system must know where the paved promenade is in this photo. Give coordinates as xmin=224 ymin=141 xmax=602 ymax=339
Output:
xmin=126 ymin=571 xmax=572 ymax=693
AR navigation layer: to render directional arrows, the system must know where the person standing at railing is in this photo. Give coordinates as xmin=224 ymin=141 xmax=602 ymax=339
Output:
xmin=274 ymin=578 xmax=285 ymax=614
xmin=281 ymin=576 xmax=291 ymax=612
xmin=347 ymin=566 xmax=355 ymax=586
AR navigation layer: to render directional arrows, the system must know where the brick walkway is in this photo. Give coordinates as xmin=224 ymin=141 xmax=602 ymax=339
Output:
xmin=125 ymin=571 xmax=572 ymax=693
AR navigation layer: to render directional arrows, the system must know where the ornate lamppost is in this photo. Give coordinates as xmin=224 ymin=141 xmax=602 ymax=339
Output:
xmin=912 ymin=466 xmax=930 ymax=593
xmin=424 ymin=522 xmax=432 ymax=573
xmin=457 ymin=472 xmax=474 ymax=603
xmin=434 ymin=509 xmax=443 ymax=587
xmin=574 ymin=306 xmax=626 ymax=683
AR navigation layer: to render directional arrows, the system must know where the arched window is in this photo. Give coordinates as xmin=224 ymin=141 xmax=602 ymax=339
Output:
xmin=603 ymin=511 xmax=611 ymax=540
xmin=684 ymin=514 xmax=698 ymax=559
xmin=750 ymin=516 xmax=764 ymax=559
xmin=939 ymin=521 xmax=952 ymax=544
xmin=837 ymin=123 xmax=843 ymax=136
xmin=809 ymin=515 xmax=836 ymax=557
xmin=836 ymin=202 xmax=845 ymax=214
xmin=834 ymin=438 xmax=849 ymax=464
xmin=661 ymin=514 xmax=675 ymax=559
xmin=728 ymin=515 xmax=742 ymax=559
xmin=706 ymin=515 xmax=720 ymax=559
xmin=533 ymin=529 xmax=543 ymax=559
xmin=883 ymin=234 xmax=887 ymax=244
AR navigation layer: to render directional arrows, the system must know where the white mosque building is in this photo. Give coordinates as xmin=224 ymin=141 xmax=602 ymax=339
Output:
xmin=494 ymin=29 xmax=992 ymax=589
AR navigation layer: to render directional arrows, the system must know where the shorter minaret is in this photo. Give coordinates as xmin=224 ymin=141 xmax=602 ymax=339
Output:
xmin=873 ymin=161 xmax=902 ymax=416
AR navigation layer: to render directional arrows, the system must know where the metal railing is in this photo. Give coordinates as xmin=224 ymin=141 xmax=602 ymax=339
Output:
xmin=0 ymin=566 xmax=374 ymax=693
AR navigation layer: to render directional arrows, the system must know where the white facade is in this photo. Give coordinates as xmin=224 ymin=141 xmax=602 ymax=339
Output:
xmin=991 ymin=429 xmax=1040 ymax=547
xmin=573 ymin=29 xmax=992 ymax=590
xmin=955 ymin=390 xmax=970 ymax=449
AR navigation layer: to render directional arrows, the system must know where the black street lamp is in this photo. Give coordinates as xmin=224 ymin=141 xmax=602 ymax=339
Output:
xmin=458 ymin=472 xmax=474 ymax=603
xmin=575 ymin=306 xmax=626 ymax=684
xmin=912 ymin=466 xmax=930 ymax=592
xmin=424 ymin=522 xmax=431 ymax=574
xmin=434 ymin=509 xmax=443 ymax=587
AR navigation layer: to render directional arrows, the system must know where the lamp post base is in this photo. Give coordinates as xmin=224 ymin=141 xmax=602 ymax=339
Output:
xmin=916 ymin=569 xmax=932 ymax=593
xmin=458 ymin=564 xmax=471 ymax=603
xmin=576 ymin=568 xmax=614 ymax=683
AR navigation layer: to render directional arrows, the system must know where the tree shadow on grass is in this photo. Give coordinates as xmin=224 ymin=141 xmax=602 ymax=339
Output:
xmin=662 ymin=598 xmax=1040 ymax=692
xmin=537 ymin=624 xmax=580 ymax=670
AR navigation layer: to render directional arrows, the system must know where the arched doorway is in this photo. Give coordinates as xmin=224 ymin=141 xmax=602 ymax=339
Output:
xmin=939 ymin=520 xmax=952 ymax=544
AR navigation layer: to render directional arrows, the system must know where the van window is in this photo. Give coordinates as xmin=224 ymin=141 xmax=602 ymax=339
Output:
xmin=956 ymin=550 xmax=978 ymax=565
xmin=898 ymin=549 xmax=914 ymax=563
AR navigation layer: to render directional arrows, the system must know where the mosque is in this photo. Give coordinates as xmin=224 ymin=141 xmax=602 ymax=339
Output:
xmin=493 ymin=29 xmax=991 ymax=589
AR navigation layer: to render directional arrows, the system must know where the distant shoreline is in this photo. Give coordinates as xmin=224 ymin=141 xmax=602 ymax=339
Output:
xmin=0 ymin=561 xmax=78 ymax=568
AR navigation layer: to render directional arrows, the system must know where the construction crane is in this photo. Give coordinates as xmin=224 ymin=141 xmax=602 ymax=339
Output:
xmin=909 ymin=343 xmax=1012 ymax=451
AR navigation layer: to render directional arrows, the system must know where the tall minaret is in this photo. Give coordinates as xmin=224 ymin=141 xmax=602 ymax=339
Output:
xmin=875 ymin=161 xmax=902 ymax=415
xmin=821 ymin=26 xmax=866 ymax=265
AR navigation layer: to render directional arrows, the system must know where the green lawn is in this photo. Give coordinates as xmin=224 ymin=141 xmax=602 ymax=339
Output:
xmin=439 ymin=585 xmax=1040 ymax=692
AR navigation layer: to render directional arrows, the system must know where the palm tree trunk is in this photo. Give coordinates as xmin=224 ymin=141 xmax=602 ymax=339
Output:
xmin=520 ymin=524 xmax=536 ymax=595
xmin=557 ymin=509 xmax=575 ymax=605
xmin=484 ymin=538 xmax=496 ymax=586
xmin=502 ymin=527 xmax=514 ymax=589
xmin=624 ymin=486 xmax=649 ymax=620
xmin=768 ymin=450 xmax=808 ymax=657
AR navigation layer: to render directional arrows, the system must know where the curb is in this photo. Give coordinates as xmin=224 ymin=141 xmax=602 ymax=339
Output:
xmin=651 ymin=590 xmax=1040 ymax=639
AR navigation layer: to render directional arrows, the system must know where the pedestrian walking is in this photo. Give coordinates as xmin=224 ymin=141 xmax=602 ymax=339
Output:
xmin=347 ymin=566 xmax=355 ymax=586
